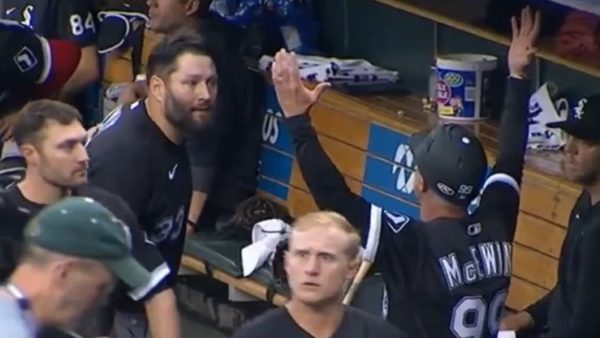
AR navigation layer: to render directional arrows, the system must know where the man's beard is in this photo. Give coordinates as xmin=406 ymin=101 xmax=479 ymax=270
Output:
xmin=164 ymin=89 xmax=213 ymax=135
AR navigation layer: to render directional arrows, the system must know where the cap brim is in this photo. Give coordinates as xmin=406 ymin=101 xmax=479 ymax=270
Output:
xmin=547 ymin=120 xmax=600 ymax=141
xmin=107 ymin=256 xmax=151 ymax=289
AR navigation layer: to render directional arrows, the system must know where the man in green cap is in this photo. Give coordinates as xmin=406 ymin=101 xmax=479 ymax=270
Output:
xmin=0 ymin=196 xmax=151 ymax=338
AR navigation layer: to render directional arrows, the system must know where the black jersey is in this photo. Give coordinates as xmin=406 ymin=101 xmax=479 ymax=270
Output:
xmin=87 ymin=100 xmax=192 ymax=289
xmin=284 ymin=78 xmax=530 ymax=338
xmin=233 ymin=306 xmax=406 ymax=338
xmin=0 ymin=185 xmax=170 ymax=301
xmin=1 ymin=0 xmax=96 ymax=47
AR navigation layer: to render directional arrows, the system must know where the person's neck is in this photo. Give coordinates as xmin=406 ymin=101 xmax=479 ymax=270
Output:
xmin=146 ymin=98 xmax=183 ymax=144
xmin=285 ymin=299 xmax=345 ymax=338
xmin=9 ymin=266 xmax=51 ymax=325
xmin=18 ymin=174 xmax=69 ymax=205
xmin=168 ymin=18 xmax=201 ymax=35
xmin=586 ymin=178 xmax=600 ymax=206
xmin=420 ymin=195 xmax=466 ymax=222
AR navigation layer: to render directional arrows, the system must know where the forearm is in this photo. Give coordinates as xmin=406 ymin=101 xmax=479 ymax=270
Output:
xmin=187 ymin=190 xmax=207 ymax=226
xmin=144 ymin=288 xmax=181 ymax=338
xmin=285 ymin=113 xmax=370 ymax=227
xmin=58 ymin=47 xmax=99 ymax=99
xmin=493 ymin=77 xmax=530 ymax=183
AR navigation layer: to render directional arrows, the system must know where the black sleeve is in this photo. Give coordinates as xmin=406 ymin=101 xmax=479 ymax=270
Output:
xmin=0 ymin=21 xmax=47 ymax=86
xmin=285 ymin=114 xmax=371 ymax=229
xmin=87 ymin=140 xmax=150 ymax=218
xmin=55 ymin=0 xmax=97 ymax=46
xmin=525 ymin=288 xmax=554 ymax=331
xmin=568 ymin=225 xmax=600 ymax=336
xmin=478 ymin=78 xmax=530 ymax=240
xmin=87 ymin=189 xmax=171 ymax=301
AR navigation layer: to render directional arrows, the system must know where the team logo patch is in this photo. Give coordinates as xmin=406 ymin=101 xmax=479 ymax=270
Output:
xmin=13 ymin=47 xmax=37 ymax=73
xmin=437 ymin=182 xmax=455 ymax=196
xmin=383 ymin=210 xmax=410 ymax=234
xmin=574 ymin=98 xmax=587 ymax=120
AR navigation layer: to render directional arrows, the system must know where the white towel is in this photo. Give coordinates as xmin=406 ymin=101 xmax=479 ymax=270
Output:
xmin=259 ymin=54 xmax=399 ymax=85
xmin=527 ymin=82 xmax=569 ymax=151
xmin=241 ymin=219 xmax=291 ymax=277
xmin=497 ymin=331 xmax=516 ymax=338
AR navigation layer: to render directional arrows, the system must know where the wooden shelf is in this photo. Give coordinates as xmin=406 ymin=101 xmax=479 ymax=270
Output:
xmin=374 ymin=0 xmax=600 ymax=78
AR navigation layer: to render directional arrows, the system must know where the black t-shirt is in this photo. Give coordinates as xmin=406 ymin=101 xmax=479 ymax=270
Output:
xmin=87 ymin=100 xmax=192 ymax=291
xmin=0 ymin=185 xmax=169 ymax=301
xmin=1 ymin=0 xmax=97 ymax=47
xmin=233 ymin=306 xmax=405 ymax=338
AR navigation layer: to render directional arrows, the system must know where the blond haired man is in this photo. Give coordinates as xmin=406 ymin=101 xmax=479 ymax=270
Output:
xmin=233 ymin=211 xmax=406 ymax=338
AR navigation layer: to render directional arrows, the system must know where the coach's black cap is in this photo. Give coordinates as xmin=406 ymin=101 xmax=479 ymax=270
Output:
xmin=547 ymin=95 xmax=600 ymax=141
xmin=409 ymin=124 xmax=488 ymax=206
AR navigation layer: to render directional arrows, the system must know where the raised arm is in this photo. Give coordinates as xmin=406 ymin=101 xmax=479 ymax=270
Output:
xmin=478 ymin=8 xmax=540 ymax=240
xmin=271 ymin=50 xmax=370 ymax=230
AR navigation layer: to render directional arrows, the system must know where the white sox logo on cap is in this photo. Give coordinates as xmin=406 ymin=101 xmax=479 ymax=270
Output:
xmin=574 ymin=98 xmax=587 ymax=120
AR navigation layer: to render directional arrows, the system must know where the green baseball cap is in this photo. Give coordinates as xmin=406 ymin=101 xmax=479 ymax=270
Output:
xmin=24 ymin=196 xmax=151 ymax=289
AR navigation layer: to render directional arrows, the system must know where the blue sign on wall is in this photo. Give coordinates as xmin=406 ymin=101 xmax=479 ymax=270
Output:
xmin=363 ymin=156 xmax=418 ymax=204
xmin=367 ymin=124 xmax=416 ymax=169
xmin=258 ymin=176 xmax=289 ymax=201
xmin=263 ymin=85 xmax=294 ymax=154
xmin=364 ymin=123 xmax=419 ymax=206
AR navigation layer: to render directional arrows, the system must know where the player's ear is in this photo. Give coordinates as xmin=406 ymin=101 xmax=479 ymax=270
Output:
xmin=283 ymin=250 xmax=291 ymax=275
xmin=149 ymin=75 xmax=165 ymax=103
xmin=185 ymin=0 xmax=200 ymax=16
xmin=20 ymin=144 xmax=38 ymax=166
xmin=347 ymin=255 xmax=360 ymax=280
xmin=415 ymin=171 xmax=427 ymax=193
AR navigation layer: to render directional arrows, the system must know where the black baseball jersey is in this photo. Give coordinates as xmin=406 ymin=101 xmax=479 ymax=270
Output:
xmin=87 ymin=100 xmax=192 ymax=290
xmin=233 ymin=306 xmax=407 ymax=338
xmin=0 ymin=185 xmax=170 ymax=301
xmin=284 ymin=78 xmax=530 ymax=338
xmin=1 ymin=0 xmax=96 ymax=47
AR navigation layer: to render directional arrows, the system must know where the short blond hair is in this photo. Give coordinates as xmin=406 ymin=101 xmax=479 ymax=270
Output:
xmin=291 ymin=211 xmax=361 ymax=259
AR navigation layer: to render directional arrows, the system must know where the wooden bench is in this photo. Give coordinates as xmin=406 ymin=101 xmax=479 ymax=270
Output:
xmin=103 ymin=30 xmax=579 ymax=311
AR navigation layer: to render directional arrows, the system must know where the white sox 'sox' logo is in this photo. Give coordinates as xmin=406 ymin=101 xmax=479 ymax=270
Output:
xmin=391 ymin=144 xmax=416 ymax=195
xmin=574 ymin=98 xmax=587 ymax=120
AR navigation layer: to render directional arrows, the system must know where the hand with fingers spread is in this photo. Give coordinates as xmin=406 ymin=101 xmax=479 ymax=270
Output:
xmin=508 ymin=7 xmax=541 ymax=78
xmin=271 ymin=49 xmax=331 ymax=118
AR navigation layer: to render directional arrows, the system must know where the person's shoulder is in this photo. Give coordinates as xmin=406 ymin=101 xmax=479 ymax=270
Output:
xmin=88 ymin=101 xmax=148 ymax=147
xmin=78 ymin=185 xmax=121 ymax=204
xmin=77 ymin=186 xmax=131 ymax=213
xmin=344 ymin=307 xmax=407 ymax=338
xmin=381 ymin=208 xmax=419 ymax=234
xmin=0 ymin=296 xmax=31 ymax=337
xmin=233 ymin=308 xmax=288 ymax=337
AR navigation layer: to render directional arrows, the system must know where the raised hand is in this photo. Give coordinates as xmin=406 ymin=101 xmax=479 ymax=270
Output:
xmin=271 ymin=49 xmax=330 ymax=118
xmin=508 ymin=7 xmax=541 ymax=77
